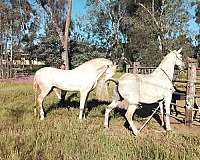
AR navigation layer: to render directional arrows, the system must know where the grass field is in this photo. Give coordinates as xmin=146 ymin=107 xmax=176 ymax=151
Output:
xmin=1 ymin=80 xmax=200 ymax=160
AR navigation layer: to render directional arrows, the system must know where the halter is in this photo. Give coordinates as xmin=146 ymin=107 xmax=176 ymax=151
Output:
xmin=160 ymin=68 xmax=175 ymax=93
xmin=159 ymin=51 xmax=182 ymax=82
xmin=173 ymin=52 xmax=183 ymax=64
xmin=160 ymin=51 xmax=183 ymax=92
xmin=160 ymin=67 xmax=173 ymax=83
xmin=159 ymin=52 xmax=180 ymax=91
xmin=173 ymin=51 xmax=185 ymax=78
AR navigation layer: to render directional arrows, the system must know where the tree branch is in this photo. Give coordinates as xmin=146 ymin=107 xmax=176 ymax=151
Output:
xmin=98 ymin=0 xmax=113 ymax=20
xmin=62 ymin=0 xmax=72 ymax=69
xmin=138 ymin=2 xmax=160 ymax=29
xmin=42 ymin=4 xmax=64 ymax=45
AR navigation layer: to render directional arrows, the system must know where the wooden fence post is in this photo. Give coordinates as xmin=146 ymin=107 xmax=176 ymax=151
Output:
xmin=185 ymin=58 xmax=197 ymax=126
xmin=133 ymin=62 xmax=140 ymax=74
xmin=126 ymin=64 xmax=130 ymax=73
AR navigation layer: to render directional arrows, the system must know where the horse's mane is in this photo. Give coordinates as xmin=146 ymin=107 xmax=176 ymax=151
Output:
xmin=76 ymin=58 xmax=112 ymax=69
xmin=83 ymin=58 xmax=112 ymax=65
xmin=159 ymin=51 xmax=175 ymax=66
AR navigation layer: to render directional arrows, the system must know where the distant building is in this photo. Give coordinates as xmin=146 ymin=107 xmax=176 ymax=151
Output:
xmin=0 ymin=49 xmax=45 ymax=66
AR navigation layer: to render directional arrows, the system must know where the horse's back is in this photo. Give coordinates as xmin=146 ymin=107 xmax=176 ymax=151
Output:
xmin=35 ymin=67 xmax=59 ymax=74
xmin=118 ymin=73 xmax=163 ymax=103
xmin=76 ymin=58 xmax=113 ymax=70
xmin=117 ymin=73 xmax=140 ymax=100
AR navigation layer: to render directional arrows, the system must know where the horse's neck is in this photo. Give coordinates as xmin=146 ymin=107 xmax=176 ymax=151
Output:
xmin=153 ymin=54 xmax=176 ymax=81
xmin=95 ymin=67 xmax=107 ymax=80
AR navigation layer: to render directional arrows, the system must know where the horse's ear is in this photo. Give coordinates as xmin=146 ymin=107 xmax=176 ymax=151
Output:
xmin=178 ymin=48 xmax=182 ymax=53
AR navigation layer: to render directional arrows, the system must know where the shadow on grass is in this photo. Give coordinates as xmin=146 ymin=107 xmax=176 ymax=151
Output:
xmin=45 ymin=92 xmax=110 ymax=118
xmin=107 ymin=103 xmax=165 ymax=130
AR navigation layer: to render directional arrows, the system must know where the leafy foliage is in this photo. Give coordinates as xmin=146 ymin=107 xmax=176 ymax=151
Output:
xmin=1 ymin=0 xmax=199 ymax=69
xmin=0 ymin=0 xmax=41 ymax=67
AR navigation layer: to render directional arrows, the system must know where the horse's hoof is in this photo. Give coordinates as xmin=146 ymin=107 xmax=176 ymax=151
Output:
xmin=166 ymin=127 xmax=172 ymax=131
xmin=40 ymin=117 xmax=44 ymax=120
xmin=79 ymin=117 xmax=86 ymax=121
xmin=104 ymin=125 xmax=109 ymax=129
xmin=133 ymin=130 xmax=140 ymax=136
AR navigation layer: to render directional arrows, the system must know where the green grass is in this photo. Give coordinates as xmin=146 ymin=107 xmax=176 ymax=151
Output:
xmin=0 ymin=81 xmax=200 ymax=160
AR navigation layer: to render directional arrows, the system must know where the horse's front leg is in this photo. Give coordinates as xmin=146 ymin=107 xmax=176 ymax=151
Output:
xmin=79 ymin=91 xmax=89 ymax=120
xmin=104 ymin=84 xmax=121 ymax=128
xmin=125 ymin=104 xmax=139 ymax=136
xmin=159 ymin=101 xmax=164 ymax=126
xmin=165 ymin=94 xmax=173 ymax=131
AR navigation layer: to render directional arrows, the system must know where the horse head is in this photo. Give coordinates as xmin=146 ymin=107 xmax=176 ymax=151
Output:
xmin=173 ymin=48 xmax=185 ymax=71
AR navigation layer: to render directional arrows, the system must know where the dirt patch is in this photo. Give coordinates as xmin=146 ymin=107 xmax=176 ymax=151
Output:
xmin=170 ymin=115 xmax=200 ymax=136
xmin=104 ymin=111 xmax=200 ymax=137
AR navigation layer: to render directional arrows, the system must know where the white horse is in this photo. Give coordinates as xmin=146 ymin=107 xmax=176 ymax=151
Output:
xmin=34 ymin=58 xmax=117 ymax=120
xmin=104 ymin=49 xmax=184 ymax=135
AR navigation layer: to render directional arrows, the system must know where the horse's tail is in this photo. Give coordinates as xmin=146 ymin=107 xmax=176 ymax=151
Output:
xmin=106 ymin=78 xmax=122 ymax=102
xmin=33 ymin=76 xmax=38 ymax=116
xmin=106 ymin=78 xmax=119 ymax=85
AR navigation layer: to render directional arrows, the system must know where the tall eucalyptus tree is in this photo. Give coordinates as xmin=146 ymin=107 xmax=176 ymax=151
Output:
xmin=39 ymin=0 xmax=72 ymax=69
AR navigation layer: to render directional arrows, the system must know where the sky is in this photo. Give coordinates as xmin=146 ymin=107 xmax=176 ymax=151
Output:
xmin=27 ymin=0 xmax=200 ymax=46
xmin=187 ymin=4 xmax=200 ymax=46
xmin=72 ymin=0 xmax=87 ymax=19
xmin=28 ymin=0 xmax=87 ymax=40
xmin=72 ymin=1 xmax=200 ymax=46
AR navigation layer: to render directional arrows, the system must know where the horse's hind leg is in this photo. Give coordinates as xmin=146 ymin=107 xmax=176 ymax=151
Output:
xmin=38 ymin=87 xmax=52 ymax=120
xmin=159 ymin=101 xmax=164 ymax=126
xmin=104 ymin=84 xmax=121 ymax=128
xmin=104 ymin=100 xmax=119 ymax=128
xmin=125 ymin=104 xmax=139 ymax=136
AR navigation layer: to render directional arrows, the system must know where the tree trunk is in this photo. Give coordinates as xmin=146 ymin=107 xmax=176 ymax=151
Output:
xmin=185 ymin=58 xmax=197 ymax=126
xmin=62 ymin=0 xmax=72 ymax=70
xmin=138 ymin=1 xmax=165 ymax=54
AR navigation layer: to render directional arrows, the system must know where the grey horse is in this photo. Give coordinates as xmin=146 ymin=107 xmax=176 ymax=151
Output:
xmin=104 ymin=49 xmax=184 ymax=135
xmin=34 ymin=58 xmax=117 ymax=120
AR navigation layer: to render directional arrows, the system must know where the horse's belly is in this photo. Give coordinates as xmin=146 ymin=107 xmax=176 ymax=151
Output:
xmin=139 ymin=96 xmax=163 ymax=104
xmin=53 ymin=81 xmax=83 ymax=91
xmin=53 ymin=78 xmax=94 ymax=91
xmin=119 ymin=86 xmax=164 ymax=104
xmin=139 ymin=88 xmax=164 ymax=103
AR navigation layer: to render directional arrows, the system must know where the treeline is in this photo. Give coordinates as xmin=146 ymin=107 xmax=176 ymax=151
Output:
xmin=1 ymin=0 xmax=200 ymax=69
